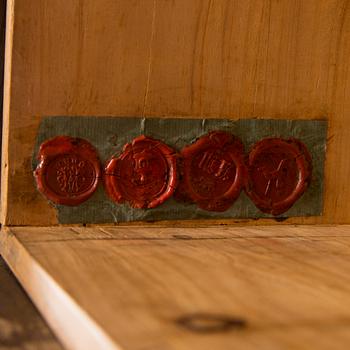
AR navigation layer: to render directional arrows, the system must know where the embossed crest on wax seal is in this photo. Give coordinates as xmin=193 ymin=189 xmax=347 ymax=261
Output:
xmin=245 ymin=138 xmax=312 ymax=216
xmin=34 ymin=136 xmax=101 ymax=206
xmin=104 ymin=135 xmax=178 ymax=209
xmin=175 ymin=131 xmax=246 ymax=212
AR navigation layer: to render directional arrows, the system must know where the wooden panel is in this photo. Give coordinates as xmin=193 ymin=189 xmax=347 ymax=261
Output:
xmin=2 ymin=0 xmax=350 ymax=225
xmin=1 ymin=0 xmax=156 ymax=225
xmin=145 ymin=0 xmax=338 ymax=118
xmin=2 ymin=225 xmax=350 ymax=349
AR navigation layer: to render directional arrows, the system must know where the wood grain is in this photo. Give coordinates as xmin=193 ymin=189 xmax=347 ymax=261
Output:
xmin=2 ymin=225 xmax=350 ymax=349
xmin=2 ymin=0 xmax=350 ymax=225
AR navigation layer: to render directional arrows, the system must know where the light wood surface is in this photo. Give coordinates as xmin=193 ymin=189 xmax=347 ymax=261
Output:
xmin=2 ymin=0 xmax=350 ymax=225
xmin=2 ymin=225 xmax=350 ymax=349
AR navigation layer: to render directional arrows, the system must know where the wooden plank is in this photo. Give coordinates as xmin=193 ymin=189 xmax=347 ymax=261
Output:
xmin=11 ymin=224 xmax=350 ymax=243
xmin=0 ymin=230 xmax=118 ymax=350
xmin=2 ymin=0 xmax=350 ymax=225
xmin=1 ymin=0 xmax=13 ymax=221
xmin=0 ymin=257 xmax=62 ymax=350
xmin=2 ymin=225 xmax=350 ymax=349
xmin=1 ymin=0 xmax=156 ymax=225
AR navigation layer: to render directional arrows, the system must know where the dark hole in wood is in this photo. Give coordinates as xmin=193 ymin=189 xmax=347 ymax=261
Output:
xmin=172 ymin=234 xmax=192 ymax=240
xmin=274 ymin=216 xmax=289 ymax=222
xmin=176 ymin=313 xmax=247 ymax=333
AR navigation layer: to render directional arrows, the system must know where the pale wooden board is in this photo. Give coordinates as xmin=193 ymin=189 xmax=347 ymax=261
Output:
xmin=2 ymin=225 xmax=350 ymax=349
xmin=2 ymin=0 xmax=350 ymax=225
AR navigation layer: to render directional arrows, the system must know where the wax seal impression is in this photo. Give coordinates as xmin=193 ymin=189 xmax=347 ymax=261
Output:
xmin=245 ymin=138 xmax=312 ymax=215
xmin=34 ymin=136 xmax=101 ymax=206
xmin=175 ymin=131 xmax=246 ymax=212
xmin=104 ymin=135 xmax=178 ymax=209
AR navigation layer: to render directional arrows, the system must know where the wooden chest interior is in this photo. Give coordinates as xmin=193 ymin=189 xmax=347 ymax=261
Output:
xmin=1 ymin=1 xmax=350 ymax=349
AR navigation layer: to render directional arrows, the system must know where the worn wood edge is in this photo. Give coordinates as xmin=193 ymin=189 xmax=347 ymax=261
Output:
xmin=0 ymin=0 xmax=14 ymax=223
xmin=0 ymin=227 xmax=121 ymax=350
xmin=3 ymin=215 xmax=329 ymax=227
xmin=8 ymin=224 xmax=350 ymax=244
xmin=0 ymin=255 xmax=63 ymax=349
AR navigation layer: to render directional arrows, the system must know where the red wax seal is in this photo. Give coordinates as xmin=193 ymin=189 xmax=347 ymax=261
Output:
xmin=104 ymin=135 xmax=178 ymax=209
xmin=34 ymin=136 xmax=101 ymax=206
xmin=245 ymin=138 xmax=312 ymax=215
xmin=176 ymin=131 xmax=246 ymax=212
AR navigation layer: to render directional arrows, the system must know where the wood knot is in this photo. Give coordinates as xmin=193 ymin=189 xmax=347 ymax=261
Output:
xmin=176 ymin=313 xmax=247 ymax=333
